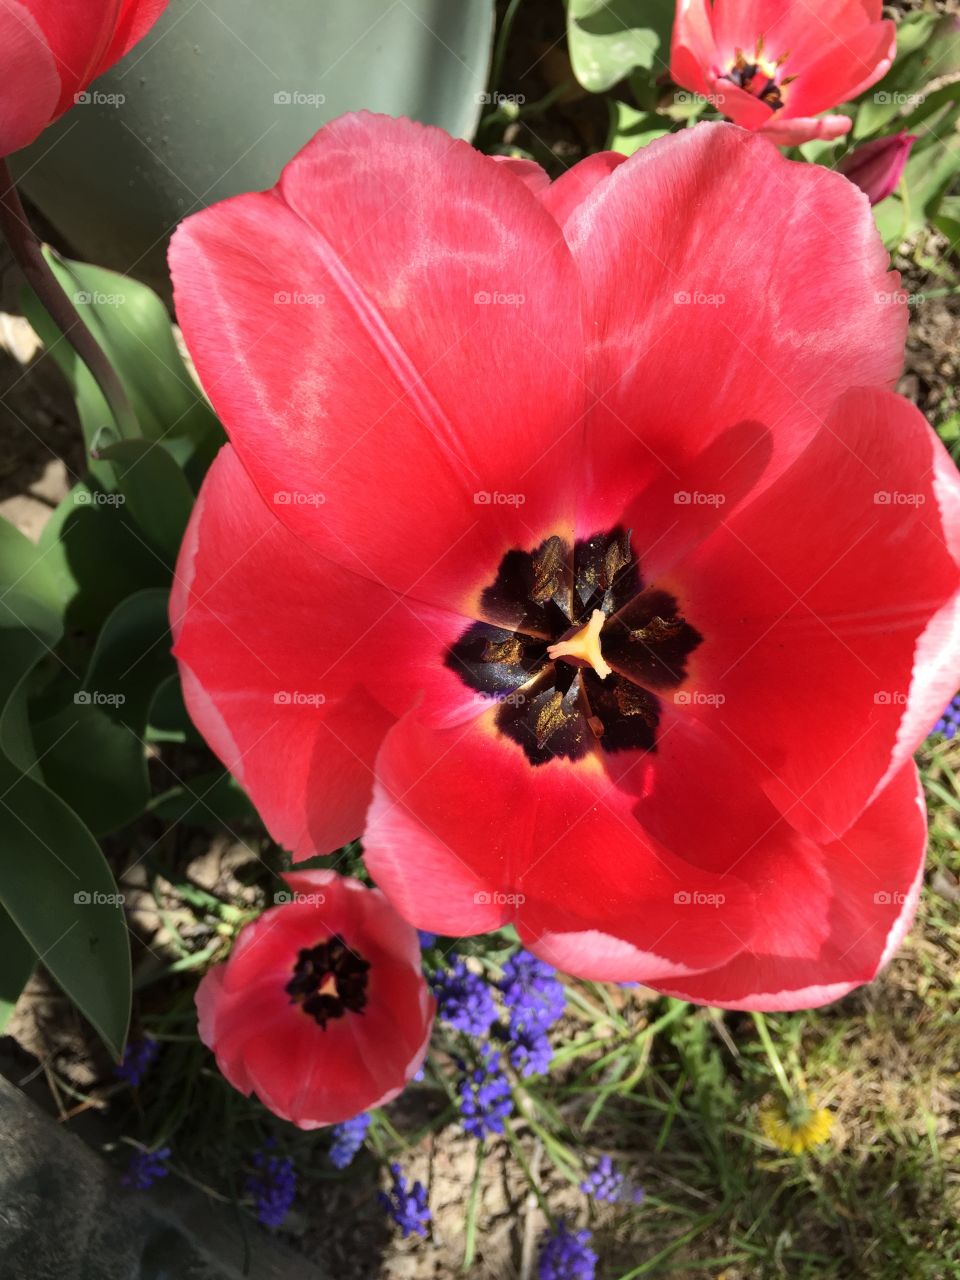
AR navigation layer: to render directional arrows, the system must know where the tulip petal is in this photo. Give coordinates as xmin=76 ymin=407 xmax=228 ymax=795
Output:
xmin=655 ymin=763 xmax=926 ymax=1009
xmin=564 ymin=123 xmax=905 ymax=519
xmin=171 ymin=446 xmax=481 ymax=858
xmin=673 ymin=387 xmax=960 ymax=841
xmin=169 ymin=112 xmax=586 ymax=616
xmin=0 ymin=1 xmax=60 ymax=155
xmin=364 ymin=708 xmax=758 ymax=979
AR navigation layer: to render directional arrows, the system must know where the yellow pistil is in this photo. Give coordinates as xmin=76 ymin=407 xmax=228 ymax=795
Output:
xmin=547 ymin=609 xmax=612 ymax=680
xmin=759 ymin=1094 xmax=833 ymax=1156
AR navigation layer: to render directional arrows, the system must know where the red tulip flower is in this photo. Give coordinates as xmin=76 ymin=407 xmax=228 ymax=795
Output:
xmin=0 ymin=0 xmax=168 ymax=156
xmin=196 ymin=870 xmax=434 ymax=1127
xmin=837 ymin=131 xmax=918 ymax=206
xmin=671 ymin=0 xmax=896 ymax=146
xmin=170 ymin=115 xmax=960 ymax=1011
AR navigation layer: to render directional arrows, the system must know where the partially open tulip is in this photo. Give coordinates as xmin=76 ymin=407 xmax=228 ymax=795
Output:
xmin=0 ymin=0 xmax=168 ymax=156
xmin=837 ymin=131 xmax=918 ymax=205
xmin=671 ymin=0 xmax=896 ymax=145
xmin=195 ymin=870 xmax=435 ymax=1127
xmin=171 ymin=114 xmax=960 ymax=1011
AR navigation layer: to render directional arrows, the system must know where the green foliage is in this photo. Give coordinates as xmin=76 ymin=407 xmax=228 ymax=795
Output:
xmin=567 ymin=0 xmax=674 ymax=93
xmin=0 ymin=260 xmax=226 ymax=1055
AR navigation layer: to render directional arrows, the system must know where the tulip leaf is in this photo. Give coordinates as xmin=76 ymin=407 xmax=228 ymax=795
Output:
xmin=607 ymin=101 xmax=672 ymax=156
xmin=30 ymin=589 xmax=174 ymax=836
xmin=0 ymin=903 xmax=36 ymax=1033
xmin=852 ymin=12 xmax=941 ymax=139
xmin=94 ymin=438 xmax=195 ymax=562
xmin=146 ymin=673 xmax=202 ymax=746
xmin=0 ymin=517 xmax=130 ymax=1057
xmin=567 ymin=0 xmax=674 ymax=93
xmin=37 ymin=481 xmax=170 ymax=636
xmin=21 ymin=250 xmax=224 ymax=482
xmin=149 ymin=771 xmax=257 ymax=828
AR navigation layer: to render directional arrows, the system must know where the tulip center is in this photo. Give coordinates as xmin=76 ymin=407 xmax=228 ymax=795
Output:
xmin=723 ymin=38 xmax=794 ymax=111
xmin=286 ymin=934 xmax=370 ymax=1028
xmin=446 ymin=527 xmax=702 ymax=766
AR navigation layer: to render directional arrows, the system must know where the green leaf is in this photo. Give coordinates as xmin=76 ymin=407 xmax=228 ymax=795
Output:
xmin=31 ymin=589 xmax=175 ymax=836
xmin=37 ymin=481 xmax=170 ymax=634
xmin=149 ymin=771 xmax=257 ymax=827
xmin=0 ymin=517 xmax=130 ymax=1056
xmin=852 ymin=12 xmax=939 ymax=139
xmin=94 ymin=438 xmax=195 ymax=561
xmin=607 ymin=100 xmax=672 ymax=156
xmin=0 ymin=903 xmax=36 ymax=1033
xmin=21 ymin=250 xmax=223 ymax=481
xmin=567 ymin=0 xmax=674 ymax=93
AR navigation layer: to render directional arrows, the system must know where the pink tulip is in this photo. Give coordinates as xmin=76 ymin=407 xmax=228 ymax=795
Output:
xmin=0 ymin=0 xmax=169 ymax=156
xmin=837 ymin=131 xmax=918 ymax=205
xmin=671 ymin=0 xmax=896 ymax=146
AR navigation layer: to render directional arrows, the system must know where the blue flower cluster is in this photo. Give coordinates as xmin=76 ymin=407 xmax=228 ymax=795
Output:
xmin=580 ymin=1155 xmax=644 ymax=1205
xmin=328 ymin=1113 xmax=371 ymax=1169
xmin=379 ymin=1163 xmax=431 ymax=1238
xmin=115 ymin=1038 xmax=159 ymax=1087
xmin=246 ymin=1143 xmax=297 ymax=1228
xmin=417 ymin=930 xmax=438 ymax=949
xmin=498 ymin=950 xmax=566 ymax=1078
xmin=430 ymin=956 xmax=498 ymax=1035
xmin=457 ymin=1050 xmax=513 ymax=1139
xmin=122 ymin=1145 xmax=171 ymax=1190
xmin=932 ymin=693 xmax=960 ymax=739
xmin=537 ymin=1222 xmax=597 ymax=1280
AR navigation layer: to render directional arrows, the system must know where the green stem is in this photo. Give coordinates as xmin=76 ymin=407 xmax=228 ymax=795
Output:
xmin=751 ymin=1012 xmax=792 ymax=1099
xmin=489 ymin=0 xmax=524 ymax=98
xmin=0 ymin=158 xmax=139 ymax=440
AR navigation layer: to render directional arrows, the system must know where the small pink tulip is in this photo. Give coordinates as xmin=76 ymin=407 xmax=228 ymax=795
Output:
xmin=836 ymin=131 xmax=918 ymax=205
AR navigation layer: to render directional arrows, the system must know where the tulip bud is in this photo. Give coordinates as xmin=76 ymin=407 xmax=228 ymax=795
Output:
xmin=836 ymin=131 xmax=918 ymax=205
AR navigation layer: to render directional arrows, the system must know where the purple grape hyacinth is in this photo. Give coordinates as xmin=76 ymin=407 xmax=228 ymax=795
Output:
xmin=115 ymin=1038 xmax=159 ymax=1087
xmin=932 ymin=693 xmax=960 ymax=739
xmin=122 ymin=1146 xmax=171 ymax=1190
xmin=580 ymin=1155 xmax=644 ymax=1205
xmin=538 ymin=1222 xmax=597 ymax=1279
xmin=430 ymin=956 xmax=497 ymax=1036
xmin=379 ymin=1163 xmax=430 ymax=1238
xmin=247 ymin=1143 xmax=297 ymax=1227
xmin=328 ymin=1113 xmax=371 ymax=1169
xmin=457 ymin=1051 xmax=513 ymax=1138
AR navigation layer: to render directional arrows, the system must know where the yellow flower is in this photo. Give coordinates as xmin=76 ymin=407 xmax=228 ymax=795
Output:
xmin=759 ymin=1094 xmax=833 ymax=1155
